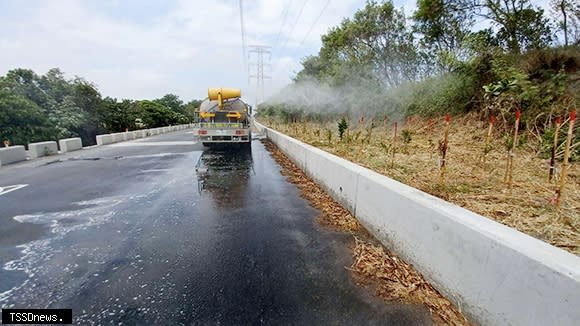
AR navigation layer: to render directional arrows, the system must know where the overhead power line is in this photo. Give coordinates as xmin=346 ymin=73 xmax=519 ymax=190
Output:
xmin=239 ymin=0 xmax=247 ymax=77
xmin=299 ymin=0 xmax=331 ymax=47
xmin=280 ymin=0 xmax=309 ymax=51
xmin=274 ymin=0 xmax=293 ymax=49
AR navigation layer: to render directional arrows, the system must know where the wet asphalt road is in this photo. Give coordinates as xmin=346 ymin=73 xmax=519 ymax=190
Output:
xmin=0 ymin=130 xmax=431 ymax=325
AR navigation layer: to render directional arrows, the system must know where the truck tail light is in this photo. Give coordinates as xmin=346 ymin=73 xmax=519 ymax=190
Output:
xmin=198 ymin=130 xmax=208 ymax=135
xmin=235 ymin=130 xmax=244 ymax=135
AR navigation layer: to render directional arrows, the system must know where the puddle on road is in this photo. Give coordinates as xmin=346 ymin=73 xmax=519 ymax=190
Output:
xmin=195 ymin=147 xmax=254 ymax=209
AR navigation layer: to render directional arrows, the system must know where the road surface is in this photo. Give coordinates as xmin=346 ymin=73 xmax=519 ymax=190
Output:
xmin=0 ymin=130 xmax=431 ymax=325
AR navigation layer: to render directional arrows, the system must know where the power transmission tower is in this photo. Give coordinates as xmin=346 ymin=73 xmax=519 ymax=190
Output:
xmin=248 ymin=45 xmax=271 ymax=107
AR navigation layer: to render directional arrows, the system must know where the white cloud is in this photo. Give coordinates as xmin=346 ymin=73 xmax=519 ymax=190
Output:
xmin=0 ymin=0 xmax=361 ymax=104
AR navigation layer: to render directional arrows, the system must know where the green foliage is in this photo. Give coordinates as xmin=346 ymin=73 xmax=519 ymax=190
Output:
xmin=401 ymin=129 xmax=413 ymax=143
xmin=413 ymin=0 xmax=474 ymax=71
xmin=0 ymin=68 xmax=201 ymax=146
xmin=540 ymin=125 xmax=580 ymax=161
xmin=262 ymin=0 xmax=579 ymax=139
xmin=504 ymin=134 xmax=514 ymax=151
xmin=136 ymin=100 xmax=179 ymax=128
xmin=301 ymin=0 xmax=419 ymax=87
xmin=326 ymin=129 xmax=332 ymax=145
xmin=338 ymin=117 xmax=348 ymax=141
xmin=0 ymin=90 xmax=57 ymax=146
xmin=486 ymin=1 xmax=553 ymax=53
xmin=379 ymin=141 xmax=391 ymax=154
xmin=550 ymin=0 xmax=580 ymax=46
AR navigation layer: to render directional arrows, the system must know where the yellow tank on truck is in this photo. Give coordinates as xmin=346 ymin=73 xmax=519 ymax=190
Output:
xmin=208 ymin=88 xmax=241 ymax=110
xmin=199 ymin=88 xmax=249 ymax=123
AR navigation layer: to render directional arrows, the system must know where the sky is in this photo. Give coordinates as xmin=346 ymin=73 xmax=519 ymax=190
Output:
xmin=0 ymin=0 xmax=551 ymax=105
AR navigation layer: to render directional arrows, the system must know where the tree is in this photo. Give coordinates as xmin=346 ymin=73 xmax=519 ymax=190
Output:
xmin=0 ymin=90 xmax=57 ymax=146
xmin=136 ymin=100 xmax=179 ymax=128
xmin=1 ymin=68 xmax=50 ymax=109
xmin=154 ymin=94 xmax=184 ymax=112
xmin=294 ymin=56 xmax=325 ymax=82
xmin=486 ymin=1 xmax=552 ymax=53
xmin=48 ymin=95 xmax=85 ymax=139
xmin=38 ymin=68 xmax=70 ymax=103
xmin=551 ymin=0 xmax=580 ymax=46
xmin=184 ymin=99 xmax=203 ymax=121
xmin=412 ymin=0 xmax=553 ymax=56
xmin=413 ymin=0 xmax=474 ymax=71
xmin=72 ymin=79 xmax=102 ymax=142
xmin=99 ymin=98 xmax=137 ymax=132
xmin=316 ymin=0 xmax=420 ymax=87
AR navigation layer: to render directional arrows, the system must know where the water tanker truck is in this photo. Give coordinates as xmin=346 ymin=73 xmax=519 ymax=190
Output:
xmin=193 ymin=88 xmax=252 ymax=147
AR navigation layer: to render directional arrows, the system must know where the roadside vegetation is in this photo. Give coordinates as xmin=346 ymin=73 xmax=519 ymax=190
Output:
xmin=262 ymin=117 xmax=579 ymax=255
xmin=0 ymin=68 xmax=202 ymax=146
xmin=257 ymin=0 xmax=580 ymax=255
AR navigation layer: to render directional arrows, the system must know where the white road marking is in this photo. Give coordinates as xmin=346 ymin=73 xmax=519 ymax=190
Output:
xmin=0 ymin=184 xmax=28 ymax=196
xmin=111 ymin=141 xmax=197 ymax=147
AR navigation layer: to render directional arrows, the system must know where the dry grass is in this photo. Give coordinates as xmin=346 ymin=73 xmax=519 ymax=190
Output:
xmin=263 ymin=114 xmax=580 ymax=256
xmin=262 ymin=139 xmax=470 ymax=326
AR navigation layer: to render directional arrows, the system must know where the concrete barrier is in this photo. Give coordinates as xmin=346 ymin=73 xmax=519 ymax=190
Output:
xmin=92 ymin=124 xmax=187 ymax=147
xmin=58 ymin=138 xmax=82 ymax=153
xmin=29 ymin=141 xmax=58 ymax=159
xmin=257 ymin=122 xmax=580 ymax=326
xmin=124 ymin=132 xmax=135 ymax=141
xmin=111 ymin=133 xmax=124 ymax=143
xmin=0 ymin=146 xmax=27 ymax=166
xmin=96 ymin=134 xmax=113 ymax=145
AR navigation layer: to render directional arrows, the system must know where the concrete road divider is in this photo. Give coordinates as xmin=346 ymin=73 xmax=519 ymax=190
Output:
xmin=96 ymin=134 xmax=113 ymax=145
xmin=59 ymin=138 xmax=82 ymax=153
xmin=29 ymin=141 xmax=58 ymax=159
xmin=0 ymin=146 xmax=27 ymax=166
xmin=111 ymin=133 xmax=124 ymax=143
xmin=92 ymin=124 xmax=189 ymax=148
xmin=1 ymin=124 xmax=191 ymax=168
xmin=123 ymin=132 xmax=135 ymax=141
xmin=256 ymin=122 xmax=580 ymax=326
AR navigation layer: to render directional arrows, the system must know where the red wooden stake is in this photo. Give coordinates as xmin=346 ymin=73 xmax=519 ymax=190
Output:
xmin=549 ymin=116 xmax=562 ymax=182
xmin=506 ymin=109 xmax=520 ymax=188
xmin=483 ymin=115 xmax=495 ymax=166
xmin=391 ymin=121 xmax=398 ymax=168
xmin=556 ymin=111 xmax=576 ymax=208
xmin=439 ymin=114 xmax=451 ymax=183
